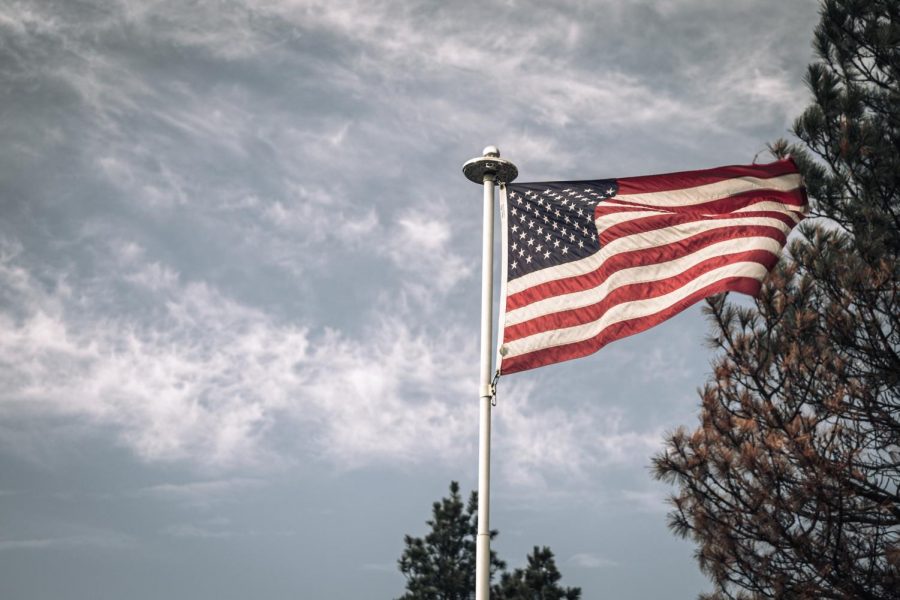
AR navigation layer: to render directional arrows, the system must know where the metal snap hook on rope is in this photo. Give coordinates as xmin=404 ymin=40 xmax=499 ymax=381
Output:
xmin=490 ymin=370 xmax=500 ymax=407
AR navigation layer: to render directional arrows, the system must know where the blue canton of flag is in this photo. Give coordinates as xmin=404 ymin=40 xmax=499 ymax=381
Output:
xmin=504 ymin=180 xmax=618 ymax=280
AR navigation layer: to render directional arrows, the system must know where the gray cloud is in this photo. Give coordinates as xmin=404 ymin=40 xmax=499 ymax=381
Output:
xmin=135 ymin=479 xmax=264 ymax=506
xmin=0 ymin=530 xmax=134 ymax=552
xmin=0 ymin=1 xmax=820 ymax=597
xmin=568 ymin=552 xmax=619 ymax=569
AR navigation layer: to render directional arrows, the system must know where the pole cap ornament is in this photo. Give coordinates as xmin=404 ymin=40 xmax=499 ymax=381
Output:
xmin=463 ymin=146 xmax=518 ymax=184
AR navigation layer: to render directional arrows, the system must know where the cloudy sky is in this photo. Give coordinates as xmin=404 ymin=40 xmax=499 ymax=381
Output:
xmin=0 ymin=1 xmax=820 ymax=598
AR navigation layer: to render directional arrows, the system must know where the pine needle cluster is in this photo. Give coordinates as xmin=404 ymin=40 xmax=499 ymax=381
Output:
xmin=654 ymin=2 xmax=899 ymax=598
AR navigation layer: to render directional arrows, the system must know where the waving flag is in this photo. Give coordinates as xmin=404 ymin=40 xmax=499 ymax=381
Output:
xmin=497 ymin=159 xmax=807 ymax=374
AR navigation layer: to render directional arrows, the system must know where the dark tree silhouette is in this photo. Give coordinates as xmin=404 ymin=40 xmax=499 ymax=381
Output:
xmin=397 ymin=481 xmax=504 ymax=600
xmin=397 ymin=483 xmax=581 ymax=600
xmin=654 ymin=1 xmax=899 ymax=599
xmin=493 ymin=546 xmax=581 ymax=600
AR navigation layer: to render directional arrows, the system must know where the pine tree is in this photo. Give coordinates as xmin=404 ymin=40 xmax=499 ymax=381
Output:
xmin=397 ymin=481 xmax=505 ymax=600
xmin=397 ymin=484 xmax=582 ymax=599
xmin=654 ymin=1 xmax=899 ymax=598
xmin=493 ymin=546 xmax=581 ymax=600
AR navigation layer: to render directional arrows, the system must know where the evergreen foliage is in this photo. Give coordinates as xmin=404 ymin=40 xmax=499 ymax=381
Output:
xmin=397 ymin=481 xmax=504 ymax=600
xmin=397 ymin=483 xmax=580 ymax=600
xmin=654 ymin=1 xmax=899 ymax=598
xmin=493 ymin=546 xmax=581 ymax=600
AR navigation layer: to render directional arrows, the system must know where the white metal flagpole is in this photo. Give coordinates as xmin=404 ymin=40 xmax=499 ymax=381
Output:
xmin=462 ymin=146 xmax=517 ymax=600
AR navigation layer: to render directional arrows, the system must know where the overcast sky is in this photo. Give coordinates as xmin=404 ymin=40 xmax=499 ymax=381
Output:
xmin=1 ymin=1 xmax=821 ymax=598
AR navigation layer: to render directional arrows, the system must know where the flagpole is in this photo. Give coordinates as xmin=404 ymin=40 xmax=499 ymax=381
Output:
xmin=462 ymin=146 xmax=517 ymax=600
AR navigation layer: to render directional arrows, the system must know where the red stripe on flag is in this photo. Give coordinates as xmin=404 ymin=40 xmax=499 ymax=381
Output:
xmin=506 ymin=225 xmax=788 ymax=311
xmin=503 ymin=249 xmax=779 ymax=342
xmin=500 ymin=276 xmax=762 ymax=374
xmin=598 ymin=210 xmax=796 ymax=245
xmin=602 ymin=188 xmax=807 ymax=215
xmin=615 ymin=158 xmax=801 ymax=195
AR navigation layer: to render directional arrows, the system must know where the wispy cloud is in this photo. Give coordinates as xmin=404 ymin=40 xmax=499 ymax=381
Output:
xmin=494 ymin=379 xmax=664 ymax=492
xmin=161 ymin=523 xmax=234 ymax=539
xmin=386 ymin=206 xmax=473 ymax=305
xmin=0 ymin=241 xmax=668 ymax=494
xmin=620 ymin=488 xmax=670 ymax=514
xmin=361 ymin=562 xmax=396 ymax=573
xmin=160 ymin=516 xmax=296 ymax=540
xmin=135 ymin=479 xmax=263 ymax=507
xmin=0 ymin=243 xmax=477 ymax=470
xmin=0 ymin=0 xmax=813 ymax=497
xmin=0 ymin=531 xmax=133 ymax=552
xmin=568 ymin=552 xmax=619 ymax=569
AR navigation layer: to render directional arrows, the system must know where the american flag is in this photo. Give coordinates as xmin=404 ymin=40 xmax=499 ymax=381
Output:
xmin=497 ymin=159 xmax=807 ymax=374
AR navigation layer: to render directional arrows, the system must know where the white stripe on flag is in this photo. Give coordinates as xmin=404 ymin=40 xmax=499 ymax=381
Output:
xmin=502 ymin=261 xmax=771 ymax=358
xmin=506 ymin=215 xmax=795 ymax=295
xmin=503 ymin=236 xmax=785 ymax=327
xmin=616 ymin=173 xmax=802 ymax=207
